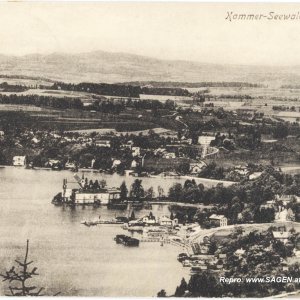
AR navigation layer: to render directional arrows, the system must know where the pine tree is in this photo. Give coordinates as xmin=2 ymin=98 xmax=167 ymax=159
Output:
xmin=120 ymin=181 xmax=128 ymax=200
xmin=130 ymin=210 xmax=136 ymax=220
xmin=130 ymin=179 xmax=144 ymax=202
xmin=170 ymin=212 xmax=174 ymax=220
xmin=174 ymin=278 xmax=188 ymax=296
xmin=0 ymin=240 xmax=44 ymax=296
xmin=157 ymin=289 xmax=167 ymax=297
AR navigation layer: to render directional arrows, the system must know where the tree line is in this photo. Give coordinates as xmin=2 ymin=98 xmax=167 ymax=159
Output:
xmin=50 ymin=82 xmax=190 ymax=97
xmin=0 ymin=94 xmax=83 ymax=109
xmin=121 ymin=81 xmax=264 ymax=88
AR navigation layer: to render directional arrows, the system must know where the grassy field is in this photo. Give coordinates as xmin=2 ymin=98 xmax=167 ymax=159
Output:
xmin=0 ymin=104 xmax=43 ymax=111
xmin=0 ymin=106 xmax=160 ymax=131
xmin=143 ymin=157 xmax=191 ymax=172
xmin=0 ymin=88 xmax=94 ymax=101
xmin=68 ymin=127 xmax=172 ymax=135
xmin=0 ymin=76 xmax=54 ymax=87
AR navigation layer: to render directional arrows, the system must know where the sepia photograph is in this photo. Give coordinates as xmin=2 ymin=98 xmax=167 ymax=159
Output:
xmin=1 ymin=1 xmax=300 ymax=298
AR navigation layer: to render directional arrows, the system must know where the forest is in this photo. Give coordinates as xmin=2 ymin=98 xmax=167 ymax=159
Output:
xmin=50 ymin=82 xmax=191 ymax=97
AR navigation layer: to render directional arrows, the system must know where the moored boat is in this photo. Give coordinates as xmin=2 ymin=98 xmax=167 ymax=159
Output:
xmin=114 ymin=235 xmax=140 ymax=247
xmin=107 ymin=202 xmax=128 ymax=210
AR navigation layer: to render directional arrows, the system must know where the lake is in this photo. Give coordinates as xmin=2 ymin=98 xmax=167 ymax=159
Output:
xmin=0 ymin=167 xmax=192 ymax=296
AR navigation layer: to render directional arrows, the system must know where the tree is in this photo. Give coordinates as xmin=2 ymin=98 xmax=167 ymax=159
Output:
xmin=100 ymin=179 xmax=106 ymax=188
xmin=157 ymin=186 xmax=164 ymax=199
xmin=157 ymin=289 xmax=167 ymax=297
xmin=0 ymin=240 xmax=45 ymax=296
xmin=146 ymin=187 xmax=154 ymax=199
xmin=120 ymin=181 xmax=128 ymax=200
xmin=208 ymin=241 xmax=218 ymax=255
xmin=287 ymin=208 xmax=295 ymax=221
xmin=254 ymin=207 xmax=275 ymax=223
xmin=169 ymin=183 xmax=183 ymax=201
xmin=130 ymin=210 xmax=136 ymax=220
xmin=177 ymin=162 xmax=190 ymax=175
xmin=170 ymin=212 xmax=174 ymax=220
xmin=230 ymin=197 xmax=242 ymax=224
xmin=273 ymin=123 xmax=289 ymax=139
xmin=93 ymin=180 xmax=100 ymax=190
xmin=175 ymin=278 xmax=188 ymax=296
xmin=273 ymin=240 xmax=291 ymax=258
xmin=130 ymin=179 xmax=144 ymax=201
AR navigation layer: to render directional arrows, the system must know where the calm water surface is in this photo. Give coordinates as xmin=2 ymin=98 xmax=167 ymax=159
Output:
xmin=0 ymin=167 xmax=190 ymax=296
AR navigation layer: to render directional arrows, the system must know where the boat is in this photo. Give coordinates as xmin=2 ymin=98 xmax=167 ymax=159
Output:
xmin=107 ymin=202 xmax=128 ymax=210
xmin=81 ymin=215 xmax=127 ymax=226
xmin=52 ymin=163 xmax=63 ymax=171
xmin=123 ymin=224 xmax=144 ymax=232
xmin=115 ymin=216 xmax=129 ymax=223
xmin=114 ymin=234 xmax=127 ymax=244
xmin=81 ymin=220 xmax=101 ymax=227
xmin=98 ymin=219 xmax=124 ymax=225
xmin=114 ymin=235 xmax=139 ymax=247
xmin=177 ymin=253 xmax=189 ymax=262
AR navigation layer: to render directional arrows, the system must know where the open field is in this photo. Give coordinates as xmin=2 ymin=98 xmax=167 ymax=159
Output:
xmin=0 ymin=88 xmax=95 ymax=101
xmin=0 ymin=75 xmax=54 ymax=87
xmin=189 ymin=86 xmax=300 ymax=99
xmin=0 ymin=106 xmax=160 ymax=131
xmin=68 ymin=127 xmax=172 ymax=135
xmin=0 ymin=104 xmax=44 ymax=111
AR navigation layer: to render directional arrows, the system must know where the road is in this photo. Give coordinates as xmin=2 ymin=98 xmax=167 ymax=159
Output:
xmin=187 ymin=221 xmax=300 ymax=245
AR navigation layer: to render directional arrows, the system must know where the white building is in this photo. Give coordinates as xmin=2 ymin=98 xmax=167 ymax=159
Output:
xmin=249 ymin=172 xmax=262 ymax=180
xmin=31 ymin=137 xmax=40 ymax=144
xmin=112 ymin=159 xmax=121 ymax=168
xmin=129 ymin=214 xmax=157 ymax=227
xmin=234 ymin=165 xmax=249 ymax=176
xmin=95 ymin=140 xmax=111 ymax=148
xmin=125 ymin=170 xmax=134 ymax=176
xmin=209 ymin=214 xmax=228 ymax=227
xmin=13 ymin=156 xmax=26 ymax=166
xmin=123 ymin=140 xmax=134 ymax=150
xmin=132 ymin=147 xmax=140 ymax=157
xmin=198 ymin=136 xmax=215 ymax=146
xmin=275 ymin=194 xmax=300 ymax=206
xmin=234 ymin=248 xmax=246 ymax=257
xmin=159 ymin=216 xmax=178 ymax=227
xmin=163 ymin=152 xmax=176 ymax=159
xmin=131 ymin=160 xmax=138 ymax=169
xmin=272 ymin=231 xmax=289 ymax=244
xmin=65 ymin=161 xmax=76 ymax=169
xmin=48 ymin=159 xmax=60 ymax=167
xmin=189 ymin=161 xmax=207 ymax=174
xmin=74 ymin=190 xmax=120 ymax=205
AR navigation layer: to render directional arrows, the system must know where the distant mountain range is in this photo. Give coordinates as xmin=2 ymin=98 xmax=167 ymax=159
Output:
xmin=0 ymin=50 xmax=300 ymax=86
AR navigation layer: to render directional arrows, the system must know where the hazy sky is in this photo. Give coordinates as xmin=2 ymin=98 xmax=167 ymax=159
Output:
xmin=1 ymin=2 xmax=300 ymax=66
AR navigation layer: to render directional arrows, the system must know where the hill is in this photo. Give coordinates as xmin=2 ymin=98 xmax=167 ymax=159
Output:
xmin=0 ymin=50 xmax=300 ymax=86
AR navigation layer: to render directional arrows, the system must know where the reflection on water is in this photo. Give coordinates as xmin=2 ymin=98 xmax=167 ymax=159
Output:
xmin=0 ymin=167 xmax=189 ymax=296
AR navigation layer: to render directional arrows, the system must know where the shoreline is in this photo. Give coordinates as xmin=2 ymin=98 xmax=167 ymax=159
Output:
xmin=0 ymin=165 xmax=236 ymax=186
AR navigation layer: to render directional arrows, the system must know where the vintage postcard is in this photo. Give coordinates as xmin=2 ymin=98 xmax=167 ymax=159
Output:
xmin=0 ymin=1 xmax=300 ymax=298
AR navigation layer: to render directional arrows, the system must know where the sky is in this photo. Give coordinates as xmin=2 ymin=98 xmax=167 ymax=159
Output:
xmin=1 ymin=2 xmax=300 ymax=66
